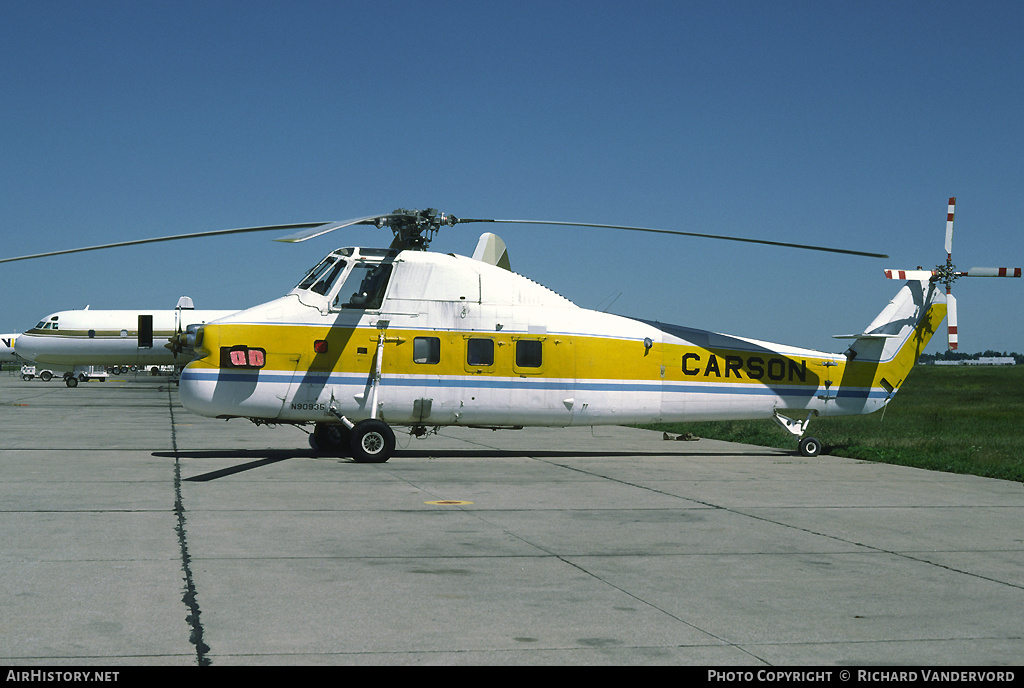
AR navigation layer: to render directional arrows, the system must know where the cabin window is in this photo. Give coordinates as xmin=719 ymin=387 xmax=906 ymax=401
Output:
xmin=515 ymin=340 xmax=542 ymax=368
xmin=335 ymin=263 xmax=393 ymax=310
xmin=413 ymin=337 xmax=440 ymax=364
xmin=467 ymin=338 xmax=494 ymax=366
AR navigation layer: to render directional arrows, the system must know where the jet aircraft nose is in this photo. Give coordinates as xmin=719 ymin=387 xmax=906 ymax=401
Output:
xmin=14 ymin=333 xmax=42 ymax=362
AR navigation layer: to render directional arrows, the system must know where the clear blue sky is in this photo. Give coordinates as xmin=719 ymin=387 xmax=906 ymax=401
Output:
xmin=2 ymin=0 xmax=1022 ymax=354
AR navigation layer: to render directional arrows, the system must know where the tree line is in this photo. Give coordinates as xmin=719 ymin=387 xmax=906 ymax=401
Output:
xmin=918 ymin=350 xmax=1023 ymax=364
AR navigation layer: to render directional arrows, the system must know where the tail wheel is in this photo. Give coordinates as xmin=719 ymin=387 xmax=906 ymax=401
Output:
xmin=349 ymin=419 xmax=395 ymax=463
xmin=798 ymin=436 xmax=821 ymax=457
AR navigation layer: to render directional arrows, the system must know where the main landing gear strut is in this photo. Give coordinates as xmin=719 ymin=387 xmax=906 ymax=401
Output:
xmin=309 ymin=332 xmax=397 ymax=462
xmin=310 ymin=418 xmax=396 ymax=463
xmin=773 ymin=410 xmax=822 ymax=457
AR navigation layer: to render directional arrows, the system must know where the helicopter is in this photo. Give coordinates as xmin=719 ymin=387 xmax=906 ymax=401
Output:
xmin=2 ymin=201 xmax=1017 ymax=463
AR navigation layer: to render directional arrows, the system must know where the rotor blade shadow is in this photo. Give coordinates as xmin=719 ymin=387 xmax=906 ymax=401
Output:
xmin=154 ymin=449 xmax=303 ymax=481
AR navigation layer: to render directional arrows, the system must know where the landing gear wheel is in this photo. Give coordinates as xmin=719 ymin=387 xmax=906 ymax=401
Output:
xmin=310 ymin=422 xmax=351 ymax=456
xmin=349 ymin=419 xmax=395 ymax=463
xmin=65 ymin=375 xmax=78 ymax=388
xmin=798 ymin=436 xmax=821 ymax=457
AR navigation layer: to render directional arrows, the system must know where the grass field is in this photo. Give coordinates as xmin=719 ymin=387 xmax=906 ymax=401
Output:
xmin=642 ymin=365 xmax=1024 ymax=483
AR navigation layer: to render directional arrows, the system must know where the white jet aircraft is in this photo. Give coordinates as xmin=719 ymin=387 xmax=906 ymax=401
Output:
xmin=15 ymin=297 xmax=237 ymax=386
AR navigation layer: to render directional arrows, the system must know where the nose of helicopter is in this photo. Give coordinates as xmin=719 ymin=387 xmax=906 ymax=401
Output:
xmin=177 ymin=363 xmax=221 ymax=417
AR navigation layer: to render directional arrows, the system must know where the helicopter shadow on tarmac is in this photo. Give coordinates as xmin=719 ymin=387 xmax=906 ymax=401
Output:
xmin=156 ymin=445 xmax=789 ymax=481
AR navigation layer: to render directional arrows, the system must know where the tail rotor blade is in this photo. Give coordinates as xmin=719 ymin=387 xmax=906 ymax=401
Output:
xmin=945 ymin=197 xmax=956 ymax=259
xmin=962 ymin=267 xmax=1023 ymax=278
xmin=884 ymin=269 xmax=934 ymax=280
xmin=946 ymin=291 xmax=958 ymax=350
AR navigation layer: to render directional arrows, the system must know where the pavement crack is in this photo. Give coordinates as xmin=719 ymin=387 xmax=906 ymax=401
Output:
xmin=169 ymin=387 xmax=211 ymax=666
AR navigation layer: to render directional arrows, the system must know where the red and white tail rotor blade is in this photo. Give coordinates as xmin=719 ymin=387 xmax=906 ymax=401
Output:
xmin=884 ymin=269 xmax=933 ymax=280
xmin=946 ymin=291 xmax=958 ymax=350
xmin=944 ymin=197 xmax=956 ymax=260
xmin=961 ymin=267 xmax=1023 ymax=278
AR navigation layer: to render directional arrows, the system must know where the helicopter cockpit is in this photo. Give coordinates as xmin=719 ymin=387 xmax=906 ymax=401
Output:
xmin=293 ymin=248 xmax=396 ymax=312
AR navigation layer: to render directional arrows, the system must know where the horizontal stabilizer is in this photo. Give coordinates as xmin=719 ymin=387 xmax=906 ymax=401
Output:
xmin=832 ymin=333 xmax=901 ymax=340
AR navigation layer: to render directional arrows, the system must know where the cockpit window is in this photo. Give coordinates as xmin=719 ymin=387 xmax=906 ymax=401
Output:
xmin=334 ymin=263 xmax=393 ymax=310
xmin=297 ymin=256 xmax=347 ymax=295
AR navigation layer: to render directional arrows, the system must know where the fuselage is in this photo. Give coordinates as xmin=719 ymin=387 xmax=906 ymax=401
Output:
xmin=16 ymin=308 xmax=238 ymax=367
xmin=1 ymin=333 xmax=19 ymax=362
xmin=178 ymin=246 xmax=945 ymax=428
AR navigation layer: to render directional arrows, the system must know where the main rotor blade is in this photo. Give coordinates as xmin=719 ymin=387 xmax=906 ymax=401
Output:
xmin=274 ymin=215 xmax=396 ymax=243
xmin=463 ymin=219 xmax=889 ymax=258
xmin=0 ymin=222 xmax=340 ymax=264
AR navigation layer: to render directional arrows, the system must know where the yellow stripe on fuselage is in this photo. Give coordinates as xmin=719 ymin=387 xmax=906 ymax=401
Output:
xmin=192 ymin=323 xmax=822 ymax=388
xmin=192 ymin=301 xmax=945 ymax=399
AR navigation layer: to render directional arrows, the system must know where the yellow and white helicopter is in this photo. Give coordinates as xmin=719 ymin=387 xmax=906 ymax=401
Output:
xmin=2 ymin=201 xmax=1017 ymax=461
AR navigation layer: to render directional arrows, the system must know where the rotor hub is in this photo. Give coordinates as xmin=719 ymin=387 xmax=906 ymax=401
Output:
xmin=381 ymin=208 xmax=459 ymax=250
xmin=933 ymin=260 xmax=959 ymax=289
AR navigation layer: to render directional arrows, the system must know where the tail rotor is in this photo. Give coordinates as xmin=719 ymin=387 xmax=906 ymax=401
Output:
xmin=885 ymin=197 xmax=1020 ymax=350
